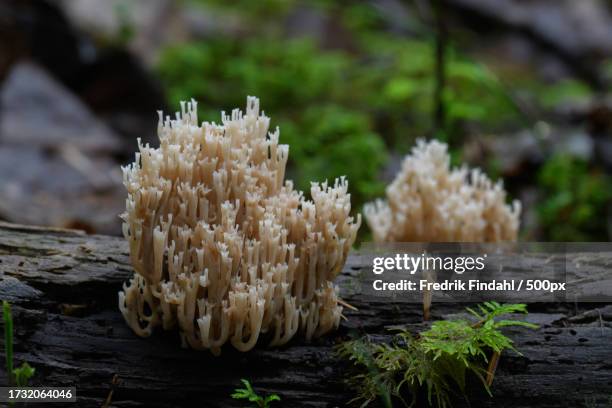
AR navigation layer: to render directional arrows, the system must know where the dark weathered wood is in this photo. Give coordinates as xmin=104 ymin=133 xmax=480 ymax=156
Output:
xmin=0 ymin=221 xmax=611 ymax=408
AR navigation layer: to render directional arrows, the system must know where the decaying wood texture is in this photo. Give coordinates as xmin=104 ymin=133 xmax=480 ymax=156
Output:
xmin=0 ymin=221 xmax=611 ymax=408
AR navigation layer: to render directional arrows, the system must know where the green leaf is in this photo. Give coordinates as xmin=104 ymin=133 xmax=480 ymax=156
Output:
xmin=13 ymin=362 xmax=35 ymax=387
xmin=3 ymin=300 xmax=14 ymax=386
xmin=263 ymin=394 xmax=281 ymax=407
xmin=230 ymin=379 xmax=280 ymax=408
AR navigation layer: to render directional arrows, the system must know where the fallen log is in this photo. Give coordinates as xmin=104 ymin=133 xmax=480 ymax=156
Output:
xmin=0 ymin=221 xmax=611 ymax=408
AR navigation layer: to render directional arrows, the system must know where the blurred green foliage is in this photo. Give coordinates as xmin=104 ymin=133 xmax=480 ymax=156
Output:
xmin=157 ymin=37 xmax=387 ymax=205
xmin=357 ymin=35 xmax=524 ymax=145
xmin=157 ymin=2 xmax=523 ymax=207
xmin=114 ymin=2 xmax=135 ymax=46
xmin=538 ymin=153 xmax=611 ymax=241
xmin=156 ymin=0 xmax=607 ymax=240
xmin=536 ymin=79 xmax=592 ymax=109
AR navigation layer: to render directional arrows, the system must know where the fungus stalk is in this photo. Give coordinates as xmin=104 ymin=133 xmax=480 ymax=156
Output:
xmin=119 ymin=96 xmax=360 ymax=354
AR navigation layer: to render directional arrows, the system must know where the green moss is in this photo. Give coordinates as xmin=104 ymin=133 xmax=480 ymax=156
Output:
xmin=538 ymin=153 xmax=611 ymax=241
xmin=337 ymin=302 xmax=537 ymax=408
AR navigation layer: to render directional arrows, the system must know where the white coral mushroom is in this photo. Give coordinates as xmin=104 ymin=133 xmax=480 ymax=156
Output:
xmin=364 ymin=139 xmax=520 ymax=242
xmin=119 ymin=96 xmax=361 ymax=354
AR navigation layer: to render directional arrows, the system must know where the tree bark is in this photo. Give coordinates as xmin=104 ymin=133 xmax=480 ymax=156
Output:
xmin=0 ymin=221 xmax=611 ymax=408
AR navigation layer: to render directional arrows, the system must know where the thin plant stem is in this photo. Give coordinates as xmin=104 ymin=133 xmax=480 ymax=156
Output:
xmin=432 ymin=0 xmax=448 ymax=138
xmin=486 ymin=351 xmax=501 ymax=386
xmin=3 ymin=301 xmax=14 ymax=386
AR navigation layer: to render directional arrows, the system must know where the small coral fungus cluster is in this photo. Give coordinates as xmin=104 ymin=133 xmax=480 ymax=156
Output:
xmin=365 ymin=139 xmax=520 ymax=242
xmin=119 ymin=97 xmax=360 ymax=354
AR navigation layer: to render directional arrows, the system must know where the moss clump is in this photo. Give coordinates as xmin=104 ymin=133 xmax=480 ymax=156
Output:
xmin=337 ymin=302 xmax=537 ymax=408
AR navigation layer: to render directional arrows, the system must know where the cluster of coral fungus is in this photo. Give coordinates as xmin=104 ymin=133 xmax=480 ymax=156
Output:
xmin=119 ymin=97 xmax=360 ymax=354
xmin=119 ymin=97 xmax=521 ymax=354
xmin=364 ymin=139 xmax=520 ymax=242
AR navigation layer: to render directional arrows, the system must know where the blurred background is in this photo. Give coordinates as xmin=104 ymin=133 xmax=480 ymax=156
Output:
xmin=0 ymin=0 xmax=610 ymax=241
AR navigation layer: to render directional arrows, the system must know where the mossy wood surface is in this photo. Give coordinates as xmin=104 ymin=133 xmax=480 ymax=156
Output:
xmin=0 ymin=221 xmax=611 ymax=407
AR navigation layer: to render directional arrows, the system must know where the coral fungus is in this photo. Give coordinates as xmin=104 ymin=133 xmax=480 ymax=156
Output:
xmin=119 ymin=96 xmax=360 ymax=354
xmin=365 ymin=139 xmax=520 ymax=242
